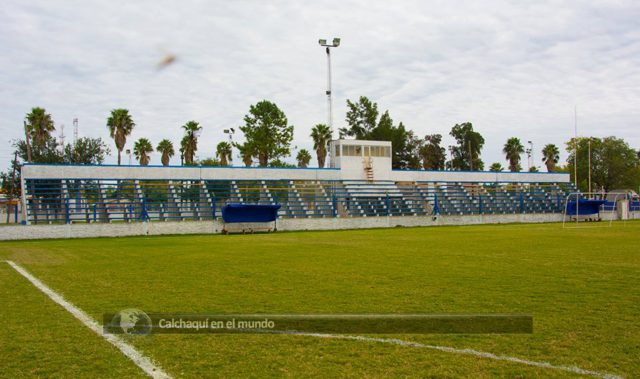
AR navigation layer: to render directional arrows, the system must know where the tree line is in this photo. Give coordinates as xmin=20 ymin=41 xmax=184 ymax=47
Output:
xmin=2 ymin=97 xmax=640 ymax=197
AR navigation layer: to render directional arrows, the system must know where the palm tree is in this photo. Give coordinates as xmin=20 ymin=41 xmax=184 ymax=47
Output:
xmin=236 ymin=142 xmax=255 ymax=167
xmin=133 ymin=138 xmax=153 ymax=165
xmin=503 ymin=137 xmax=524 ymax=172
xmin=489 ymin=162 xmax=503 ymax=172
xmin=181 ymin=120 xmax=202 ymax=165
xmin=216 ymin=141 xmax=232 ymax=166
xmin=107 ymin=109 xmax=135 ymax=165
xmin=296 ymin=149 xmax=311 ymax=168
xmin=542 ymin=144 xmax=560 ymax=172
xmin=25 ymin=107 xmax=55 ymax=149
xmin=310 ymin=124 xmax=332 ymax=168
xmin=156 ymin=139 xmax=174 ymax=166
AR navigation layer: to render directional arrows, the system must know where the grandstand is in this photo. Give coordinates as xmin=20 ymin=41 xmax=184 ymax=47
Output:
xmin=19 ymin=140 xmax=575 ymax=225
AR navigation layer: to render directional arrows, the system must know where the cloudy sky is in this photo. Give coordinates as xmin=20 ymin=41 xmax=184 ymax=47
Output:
xmin=1 ymin=0 xmax=638 ymax=169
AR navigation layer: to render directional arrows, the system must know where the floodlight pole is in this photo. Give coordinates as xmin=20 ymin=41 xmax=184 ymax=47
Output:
xmin=588 ymin=139 xmax=592 ymax=194
xmin=326 ymin=47 xmax=333 ymax=129
xmin=574 ymin=106 xmax=578 ymax=189
xmin=319 ymin=38 xmax=340 ymax=131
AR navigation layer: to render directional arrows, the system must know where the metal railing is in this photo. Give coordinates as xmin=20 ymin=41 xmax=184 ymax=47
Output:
xmin=22 ymin=179 xmax=576 ymax=224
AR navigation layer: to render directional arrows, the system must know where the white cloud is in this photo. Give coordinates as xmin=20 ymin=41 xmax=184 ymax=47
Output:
xmin=1 ymin=0 xmax=638 ymax=169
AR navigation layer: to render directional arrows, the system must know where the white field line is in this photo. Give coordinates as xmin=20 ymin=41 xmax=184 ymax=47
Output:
xmin=5 ymin=261 xmax=171 ymax=379
xmin=272 ymin=331 xmax=624 ymax=379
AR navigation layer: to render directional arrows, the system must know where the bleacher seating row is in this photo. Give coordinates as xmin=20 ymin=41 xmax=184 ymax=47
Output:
xmin=22 ymin=178 xmax=579 ymax=224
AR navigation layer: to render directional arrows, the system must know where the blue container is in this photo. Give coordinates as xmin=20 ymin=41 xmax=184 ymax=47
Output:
xmin=566 ymin=199 xmax=606 ymax=216
xmin=221 ymin=204 xmax=281 ymax=223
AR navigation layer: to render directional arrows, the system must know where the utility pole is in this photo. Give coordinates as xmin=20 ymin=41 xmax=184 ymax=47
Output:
xmin=8 ymin=151 xmax=18 ymax=222
xmin=526 ymin=141 xmax=533 ymax=171
xmin=23 ymin=121 xmax=32 ymax=163
xmin=59 ymin=124 xmax=66 ymax=153
xmin=73 ymin=118 xmax=79 ymax=146
xmin=468 ymin=140 xmax=473 ymax=171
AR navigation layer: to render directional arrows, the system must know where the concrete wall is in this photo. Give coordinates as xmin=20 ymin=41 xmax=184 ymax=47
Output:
xmin=391 ymin=169 xmax=570 ymax=183
xmin=0 ymin=213 xmax=566 ymax=241
xmin=22 ymin=163 xmax=570 ymax=184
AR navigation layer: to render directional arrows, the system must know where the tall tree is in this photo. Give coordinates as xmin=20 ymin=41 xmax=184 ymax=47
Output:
xmin=25 ymin=107 xmax=55 ymax=149
xmin=106 ymin=109 xmax=135 ymax=165
xmin=216 ymin=141 xmax=233 ymax=166
xmin=0 ymin=155 xmax=21 ymax=199
xmin=310 ymin=124 xmax=332 ymax=168
xmin=542 ymin=144 xmax=560 ymax=172
xmin=566 ymin=136 xmax=640 ymax=192
xmin=133 ymin=138 xmax=153 ymax=166
xmin=503 ymin=137 xmax=524 ymax=172
xmin=181 ymin=120 xmax=202 ymax=165
xmin=343 ymin=98 xmax=421 ymax=169
xmin=419 ymin=134 xmax=446 ymax=170
xmin=341 ymin=96 xmax=378 ymax=139
xmin=296 ymin=149 xmax=311 ymax=168
xmin=156 ymin=139 xmax=175 ymax=166
xmin=198 ymin=157 xmax=221 ymax=166
xmin=63 ymin=137 xmax=111 ymax=164
xmin=239 ymin=100 xmax=293 ymax=167
xmin=15 ymin=136 xmax=64 ymax=164
xmin=448 ymin=122 xmax=485 ymax=170
xmin=236 ymin=142 xmax=255 ymax=167
xmin=489 ymin=162 xmax=503 ymax=172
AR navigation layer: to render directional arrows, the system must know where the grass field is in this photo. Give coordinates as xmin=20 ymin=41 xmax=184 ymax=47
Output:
xmin=1 ymin=222 xmax=639 ymax=378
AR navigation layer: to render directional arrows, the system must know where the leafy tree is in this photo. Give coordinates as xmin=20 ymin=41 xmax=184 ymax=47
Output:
xmin=296 ymin=149 xmax=311 ymax=168
xmin=341 ymin=96 xmax=378 ymax=139
xmin=542 ymin=144 xmax=560 ymax=172
xmin=503 ymin=137 xmax=524 ymax=172
xmin=25 ymin=107 xmax=55 ymax=149
xmin=0 ymin=154 xmax=21 ymax=222
xmin=448 ymin=122 xmax=485 ymax=170
xmin=15 ymin=136 xmax=64 ymax=164
xmin=342 ymin=97 xmax=421 ymax=169
xmin=106 ymin=109 xmax=135 ymax=165
xmin=216 ymin=141 xmax=232 ymax=166
xmin=269 ymin=159 xmax=296 ymax=168
xmin=181 ymin=121 xmax=202 ymax=165
xmin=133 ymin=138 xmax=153 ymax=165
xmin=198 ymin=157 xmax=222 ymax=166
xmin=529 ymin=166 xmax=540 ymax=172
xmin=369 ymin=112 xmax=421 ymax=169
xmin=0 ymin=155 xmax=20 ymax=199
xmin=156 ymin=139 xmax=175 ymax=166
xmin=236 ymin=142 xmax=255 ymax=167
xmin=489 ymin=162 xmax=503 ymax=172
xmin=310 ymin=124 xmax=332 ymax=168
xmin=419 ymin=134 xmax=446 ymax=170
xmin=239 ymin=100 xmax=293 ymax=167
xmin=566 ymin=136 xmax=640 ymax=192
xmin=63 ymin=137 xmax=110 ymax=164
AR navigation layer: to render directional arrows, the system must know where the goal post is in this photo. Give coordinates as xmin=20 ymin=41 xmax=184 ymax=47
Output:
xmin=562 ymin=192 xmax=625 ymax=228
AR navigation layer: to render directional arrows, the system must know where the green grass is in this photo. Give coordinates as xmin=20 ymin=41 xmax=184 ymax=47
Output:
xmin=1 ymin=222 xmax=639 ymax=378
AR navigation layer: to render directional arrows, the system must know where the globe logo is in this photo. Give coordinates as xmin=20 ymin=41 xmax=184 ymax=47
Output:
xmin=110 ymin=308 xmax=152 ymax=335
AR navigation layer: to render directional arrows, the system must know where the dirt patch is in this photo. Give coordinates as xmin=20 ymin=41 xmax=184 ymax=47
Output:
xmin=7 ymin=247 xmax=70 ymax=266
